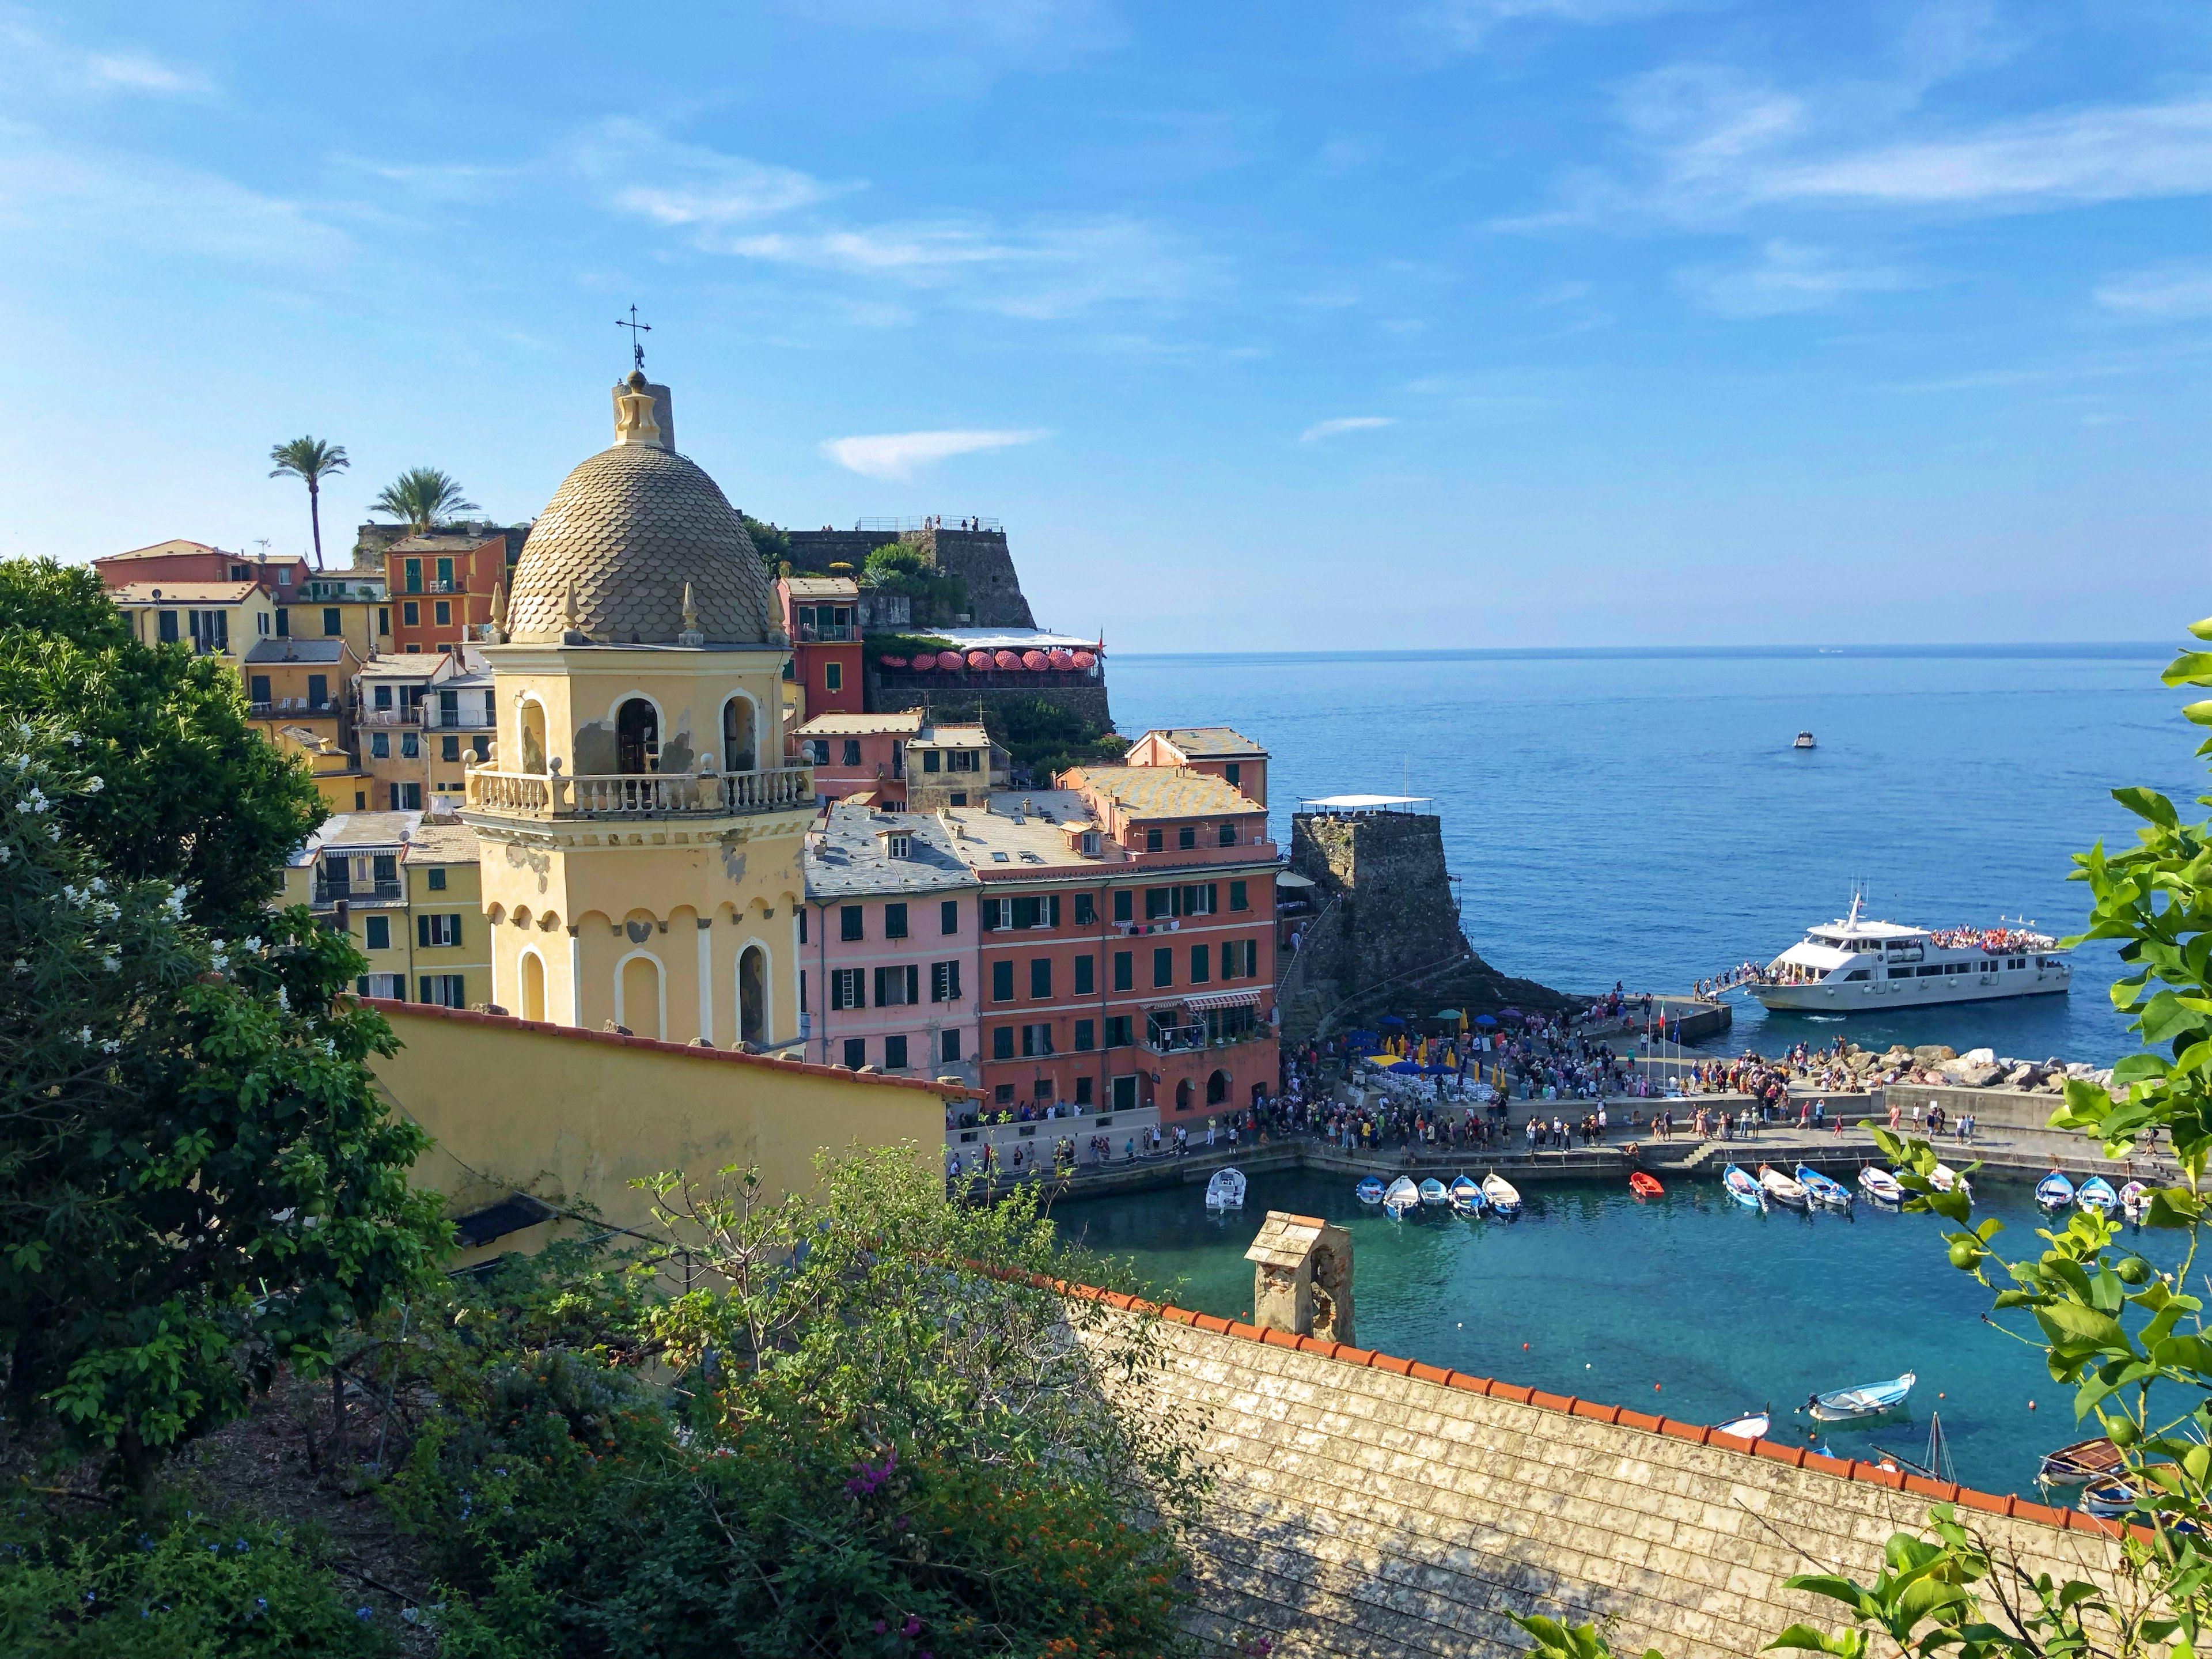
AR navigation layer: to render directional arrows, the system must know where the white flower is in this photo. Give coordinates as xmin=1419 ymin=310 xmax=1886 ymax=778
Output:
xmin=88 ymin=878 xmax=106 ymax=895
xmin=78 ymin=1026 xmax=93 ymax=1045
xmin=275 ymin=986 xmax=290 ymax=1012
xmin=101 ymin=955 xmax=119 ymax=973
xmin=10 ymin=958 xmax=26 ymax=973
xmin=0 ymin=845 xmax=10 ymax=863
xmin=44 ymin=823 xmax=58 ymax=842
xmin=17 ymin=787 xmax=48 ymax=813
xmin=243 ymin=936 xmax=262 ymax=953
xmin=82 ymin=775 xmax=102 ymax=793
xmin=66 ymin=734 xmax=81 ymax=748
xmin=99 ymin=1039 xmax=120 ymax=1054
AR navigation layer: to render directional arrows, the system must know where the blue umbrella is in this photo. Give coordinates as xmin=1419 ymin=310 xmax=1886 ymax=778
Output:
xmin=1378 ymin=1014 xmax=1407 ymax=1027
xmin=1474 ymin=1014 xmax=1498 ymax=1027
xmin=1382 ymin=1059 xmax=1421 ymax=1074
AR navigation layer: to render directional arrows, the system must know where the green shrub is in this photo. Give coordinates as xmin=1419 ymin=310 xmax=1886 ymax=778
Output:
xmin=0 ymin=1501 xmax=389 ymax=1657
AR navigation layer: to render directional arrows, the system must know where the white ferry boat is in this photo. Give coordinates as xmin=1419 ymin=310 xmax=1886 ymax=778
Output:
xmin=1749 ymin=896 xmax=2070 ymax=1013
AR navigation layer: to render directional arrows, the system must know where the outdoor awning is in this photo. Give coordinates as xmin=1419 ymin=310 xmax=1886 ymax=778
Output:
xmin=1277 ymin=870 xmax=1317 ymax=888
xmin=1183 ymin=989 xmax=1261 ymax=1013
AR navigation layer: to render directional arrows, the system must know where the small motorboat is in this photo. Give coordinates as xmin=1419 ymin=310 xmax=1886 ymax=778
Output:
xmin=1931 ymin=1164 xmax=1972 ymax=1200
xmin=1758 ymin=1164 xmax=1810 ymax=1209
xmin=1383 ymin=1176 xmax=1420 ymax=1218
xmin=1355 ymin=1176 xmax=1386 ymax=1206
xmin=1794 ymin=732 xmax=1816 ymax=749
xmin=1628 ymin=1171 xmax=1664 ymax=1200
xmin=1858 ymin=1166 xmax=1904 ymax=1206
xmin=1806 ymin=1372 xmax=1915 ymax=1423
xmin=1723 ymin=1164 xmax=1765 ymax=1210
xmin=1205 ymin=1167 xmax=1247 ymax=1211
xmin=2036 ymin=1171 xmax=2076 ymax=1213
xmin=1448 ymin=1174 xmax=1484 ymax=1215
xmin=2120 ymin=1180 xmax=2149 ymax=1221
xmin=1796 ymin=1164 xmax=1853 ymax=1210
xmin=1715 ymin=1407 xmax=1771 ymax=1442
xmin=2038 ymin=1435 xmax=2126 ymax=1489
xmin=1418 ymin=1176 xmax=1449 ymax=1208
xmin=2077 ymin=1176 xmax=2119 ymax=1217
xmin=1481 ymin=1172 xmax=1522 ymax=1218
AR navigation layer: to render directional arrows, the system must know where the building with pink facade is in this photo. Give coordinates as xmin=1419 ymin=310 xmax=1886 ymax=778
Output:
xmin=800 ymin=803 xmax=980 ymax=1082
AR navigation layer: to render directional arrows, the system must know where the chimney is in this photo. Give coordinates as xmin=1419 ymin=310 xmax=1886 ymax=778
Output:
xmin=1245 ymin=1211 xmax=1354 ymax=1345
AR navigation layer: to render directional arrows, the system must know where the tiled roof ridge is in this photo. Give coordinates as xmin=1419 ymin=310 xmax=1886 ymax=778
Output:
xmin=1048 ymin=1275 xmax=2133 ymax=1544
xmin=363 ymin=998 xmax=982 ymax=1099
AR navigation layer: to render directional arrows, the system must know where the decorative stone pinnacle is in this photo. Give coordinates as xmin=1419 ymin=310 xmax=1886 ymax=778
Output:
xmin=677 ymin=581 xmax=704 ymax=647
xmin=561 ymin=581 xmax=587 ymax=645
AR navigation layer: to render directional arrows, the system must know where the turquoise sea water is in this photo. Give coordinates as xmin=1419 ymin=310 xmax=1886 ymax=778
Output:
xmin=1052 ymin=1165 xmax=2183 ymax=1499
xmin=1111 ymin=645 xmax=2195 ymax=1065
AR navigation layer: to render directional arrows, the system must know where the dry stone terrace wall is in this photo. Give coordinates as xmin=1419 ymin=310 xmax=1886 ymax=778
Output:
xmin=1087 ymin=1306 xmax=2124 ymax=1659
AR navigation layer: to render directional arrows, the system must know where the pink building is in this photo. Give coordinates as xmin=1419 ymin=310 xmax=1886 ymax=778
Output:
xmin=801 ymin=803 xmax=981 ymax=1082
xmin=1122 ymin=726 xmax=1270 ymax=808
xmin=795 ymin=710 xmax=923 ymax=806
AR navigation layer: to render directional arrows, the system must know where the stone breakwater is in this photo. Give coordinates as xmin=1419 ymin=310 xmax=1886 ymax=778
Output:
xmin=1791 ymin=1040 xmax=2117 ymax=1099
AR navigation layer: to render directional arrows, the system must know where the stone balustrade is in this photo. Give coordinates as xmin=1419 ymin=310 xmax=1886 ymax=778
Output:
xmin=467 ymin=764 xmax=814 ymax=819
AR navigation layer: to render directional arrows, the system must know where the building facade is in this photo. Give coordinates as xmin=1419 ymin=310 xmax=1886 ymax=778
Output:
xmin=778 ymin=575 xmax=864 ymax=722
xmin=385 ymin=531 xmax=513 ymax=657
xmin=801 ymin=804 xmax=979 ymax=1081
xmin=283 ymin=810 xmax=490 ymax=1006
xmin=460 ymin=369 xmax=814 ymax=1048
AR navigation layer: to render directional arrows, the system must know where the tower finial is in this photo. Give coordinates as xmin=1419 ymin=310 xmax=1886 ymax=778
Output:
xmin=616 ymin=304 xmax=650 ymax=373
xmin=678 ymin=581 xmax=703 ymax=647
xmin=561 ymin=581 xmax=586 ymax=644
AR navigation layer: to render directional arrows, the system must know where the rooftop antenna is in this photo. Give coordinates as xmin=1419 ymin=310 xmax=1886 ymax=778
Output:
xmin=616 ymin=304 xmax=651 ymax=373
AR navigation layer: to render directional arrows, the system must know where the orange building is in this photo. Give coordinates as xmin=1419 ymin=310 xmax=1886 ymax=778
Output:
xmin=1121 ymin=726 xmax=1270 ymax=808
xmin=951 ymin=756 xmax=1279 ymax=1118
xmin=778 ymin=575 xmax=864 ymax=722
xmin=384 ymin=531 xmax=516 ymax=656
xmin=95 ymin=539 xmax=310 ymax=605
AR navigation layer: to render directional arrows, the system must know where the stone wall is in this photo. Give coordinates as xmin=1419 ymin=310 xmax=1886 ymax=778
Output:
xmin=1282 ymin=811 xmax=1571 ymax=1037
xmin=784 ymin=526 xmax=1039 ymax=629
xmin=1100 ymin=1310 xmax=2122 ymax=1659
xmin=868 ymin=676 xmax=1113 ymax=733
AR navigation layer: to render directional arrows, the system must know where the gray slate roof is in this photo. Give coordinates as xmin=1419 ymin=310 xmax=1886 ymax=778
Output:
xmin=506 ymin=443 xmax=781 ymax=647
xmin=244 ymin=639 xmax=347 ymax=665
xmin=804 ymin=804 xmax=980 ymax=900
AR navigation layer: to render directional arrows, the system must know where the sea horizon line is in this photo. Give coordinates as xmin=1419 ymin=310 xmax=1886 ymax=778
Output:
xmin=1111 ymin=641 xmax=2171 ymax=664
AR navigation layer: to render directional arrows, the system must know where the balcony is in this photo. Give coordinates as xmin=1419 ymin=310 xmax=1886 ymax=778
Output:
xmin=794 ymin=623 xmax=855 ymax=643
xmin=419 ymin=705 xmax=494 ymax=730
xmin=251 ymin=700 xmax=341 ymax=718
xmin=359 ymin=708 xmax=422 ymax=727
xmin=313 ymin=877 xmax=403 ymax=908
xmin=467 ymin=764 xmax=816 ymax=820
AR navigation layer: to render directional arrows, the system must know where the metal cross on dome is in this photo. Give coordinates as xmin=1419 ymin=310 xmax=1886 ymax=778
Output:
xmin=616 ymin=305 xmax=651 ymax=372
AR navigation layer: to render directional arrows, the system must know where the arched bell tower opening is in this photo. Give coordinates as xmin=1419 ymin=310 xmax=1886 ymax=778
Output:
xmin=616 ymin=698 xmax=660 ymax=774
xmin=520 ymin=700 xmax=548 ymax=774
xmin=738 ymin=944 xmax=768 ymax=1047
xmin=722 ymin=695 xmax=757 ymax=774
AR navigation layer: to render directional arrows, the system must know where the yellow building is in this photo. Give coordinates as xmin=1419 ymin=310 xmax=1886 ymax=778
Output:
xmin=283 ymin=809 xmax=489 ymax=1005
xmin=461 ymin=370 xmax=814 ymax=1048
xmin=357 ymin=655 xmax=494 ymax=812
xmin=111 ymin=580 xmax=278 ymax=665
xmin=298 ymin=566 xmax=392 ymax=660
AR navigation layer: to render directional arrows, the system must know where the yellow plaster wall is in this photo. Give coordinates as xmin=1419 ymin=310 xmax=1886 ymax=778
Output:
xmin=367 ymin=1003 xmax=954 ymax=1257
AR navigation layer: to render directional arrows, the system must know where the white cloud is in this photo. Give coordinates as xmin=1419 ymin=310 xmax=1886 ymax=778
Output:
xmin=569 ymin=119 xmax=836 ymax=225
xmin=820 ymin=429 xmax=1051 ymax=480
xmin=0 ymin=21 xmax=204 ymax=98
xmin=1299 ymin=416 xmax=1396 ymax=442
xmin=84 ymin=52 xmax=199 ymax=92
xmin=1676 ymin=240 xmax=1918 ymax=316
xmin=2094 ymin=264 xmax=2212 ymax=320
xmin=0 ymin=139 xmax=349 ymax=267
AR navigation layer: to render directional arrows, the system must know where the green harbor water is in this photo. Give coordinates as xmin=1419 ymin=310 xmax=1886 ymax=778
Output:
xmin=1052 ymin=1165 xmax=2185 ymax=1499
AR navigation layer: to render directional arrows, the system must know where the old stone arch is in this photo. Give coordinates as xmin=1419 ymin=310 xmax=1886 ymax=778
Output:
xmin=1207 ymin=1067 xmax=1231 ymax=1106
xmin=518 ymin=949 xmax=547 ymax=1023
xmin=518 ymin=698 xmax=548 ymax=774
xmin=737 ymin=942 xmax=768 ymax=1047
xmin=616 ymin=697 xmax=658 ymax=774
xmin=721 ymin=694 xmax=757 ymax=773
xmin=1175 ymin=1077 xmax=1192 ymax=1112
xmin=615 ymin=950 xmax=665 ymax=1040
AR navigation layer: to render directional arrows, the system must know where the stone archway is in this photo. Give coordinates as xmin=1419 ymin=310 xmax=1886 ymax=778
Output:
xmin=1175 ymin=1077 xmax=1192 ymax=1112
xmin=1206 ymin=1068 xmax=1231 ymax=1106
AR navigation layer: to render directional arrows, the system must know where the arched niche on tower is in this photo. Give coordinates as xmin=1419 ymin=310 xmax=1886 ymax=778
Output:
xmin=614 ymin=948 xmax=666 ymax=1040
xmin=517 ymin=696 xmax=548 ymax=775
xmin=736 ymin=940 xmax=771 ymax=1048
xmin=721 ymin=692 xmax=759 ymax=773
xmin=518 ymin=948 xmax=548 ymax=1023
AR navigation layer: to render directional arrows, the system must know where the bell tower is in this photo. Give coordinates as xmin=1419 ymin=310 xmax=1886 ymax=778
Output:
xmin=462 ymin=372 xmax=813 ymax=1048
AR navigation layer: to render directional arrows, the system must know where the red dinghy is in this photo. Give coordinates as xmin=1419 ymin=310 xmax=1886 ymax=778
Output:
xmin=1628 ymin=1172 xmax=1663 ymax=1200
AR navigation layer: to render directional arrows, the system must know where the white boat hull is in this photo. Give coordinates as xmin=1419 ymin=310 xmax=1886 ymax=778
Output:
xmin=1752 ymin=966 xmax=2069 ymax=1013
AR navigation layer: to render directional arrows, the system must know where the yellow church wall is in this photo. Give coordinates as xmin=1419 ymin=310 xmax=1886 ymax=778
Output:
xmin=484 ymin=646 xmax=784 ymax=780
xmin=365 ymin=1001 xmax=964 ymax=1263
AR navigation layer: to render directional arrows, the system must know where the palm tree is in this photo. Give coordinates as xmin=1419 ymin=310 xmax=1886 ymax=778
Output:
xmin=267 ymin=436 xmax=349 ymax=570
xmin=371 ymin=467 xmax=480 ymax=536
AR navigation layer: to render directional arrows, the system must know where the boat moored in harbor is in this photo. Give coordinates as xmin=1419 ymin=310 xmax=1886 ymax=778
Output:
xmin=2077 ymin=1176 xmax=2118 ymax=1217
xmin=2121 ymin=1180 xmax=2149 ymax=1221
xmin=1449 ymin=1174 xmax=1484 ymax=1215
xmin=1858 ymin=1166 xmax=1904 ymax=1206
xmin=1418 ymin=1177 xmax=1449 ymax=1208
xmin=1796 ymin=1165 xmax=1853 ymax=1210
xmin=1747 ymin=894 xmax=2069 ymax=1014
xmin=1355 ymin=1176 xmax=1385 ymax=1206
xmin=2036 ymin=1171 xmax=2075 ymax=1213
xmin=1481 ymin=1172 xmax=1522 ymax=1218
xmin=1758 ymin=1164 xmax=1810 ymax=1209
xmin=1628 ymin=1171 xmax=1663 ymax=1200
xmin=1723 ymin=1165 xmax=1764 ymax=1210
xmin=2038 ymin=1436 xmax=2126 ymax=1490
xmin=1806 ymin=1372 xmax=1915 ymax=1423
xmin=1383 ymin=1176 xmax=1420 ymax=1218
xmin=1206 ymin=1167 xmax=1247 ymax=1210
xmin=1716 ymin=1407 xmax=1771 ymax=1441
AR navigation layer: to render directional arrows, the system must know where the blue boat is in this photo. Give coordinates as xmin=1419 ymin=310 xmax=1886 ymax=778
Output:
xmin=1448 ymin=1174 xmax=1484 ymax=1215
xmin=2036 ymin=1171 xmax=2076 ymax=1213
xmin=1795 ymin=1165 xmax=1853 ymax=1210
xmin=1723 ymin=1164 xmax=1764 ymax=1210
xmin=1355 ymin=1176 xmax=1386 ymax=1206
xmin=1807 ymin=1371 xmax=1915 ymax=1423
xmin=2077 ymin=1176 xmax=2119 ymax=1217
xmin=1383 ymin=1176 xmax=1421 ymax=1218
xmin=1418 ymin=1177 xmax=1449 ymax=1208
xmin=1480 ymin=1171 xmax=1522 ymax=1218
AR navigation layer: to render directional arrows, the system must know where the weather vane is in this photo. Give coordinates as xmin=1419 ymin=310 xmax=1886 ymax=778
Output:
xmin=616 ymin=304 xmax=651 ymax=373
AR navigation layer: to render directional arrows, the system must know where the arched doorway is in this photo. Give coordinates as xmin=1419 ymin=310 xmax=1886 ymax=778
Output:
xmin=722 ymin=696 xmax=757 ymax=773
xmin=1206 ymin=1068 xmax=1230 ymax=1106
xmin=1175 ymin=1077 xmax=1192 ymax=1112
xmin=519 ymin=699 xmax=547 ymax=774
xmin=616 ymin=698 xmax=659 ymax=774
xmin=520 ymin=950 xmax=546 ymax=1022
xmin=738 ymin=945 xmax=767 ymax=1047
xmin=618 ymin=952 xmax=664 ymax=1039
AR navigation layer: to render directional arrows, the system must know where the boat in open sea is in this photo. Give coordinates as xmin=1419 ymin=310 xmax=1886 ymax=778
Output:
xmin=1807 ymin=1372 xmax=1915 ymax=1423
xmin=1748 ymin=893 xmax=2070 ymax=1014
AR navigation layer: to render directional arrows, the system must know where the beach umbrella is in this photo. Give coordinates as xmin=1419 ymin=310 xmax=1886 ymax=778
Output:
xmin=1379 ymin=1014 xmax=1406 ymax=1027
xmin=909 ymin=655 xmax=933 ymax=672
xmin=965 ymin=650 xmax=993 ymax=670
xmin=878 ymin=655 xmax=907 ymax=668
xmin=1434 ymin=1009 xmax=1462 ymax=1022
xmin=1474 ymin=1014 xmax=1497 ymax=1027
xmin=1020 ymin=649 xmax=1048 ymax=671
xmin=1072 ymin=650 xmax=1096 ymax=669
xmin=994 ymin=649 xmax=1022 ymax=669
xmin=1048 ymin=649 xmax=1076 ymax=670
xmin=937 ymin=651 xmax=964 ymax=671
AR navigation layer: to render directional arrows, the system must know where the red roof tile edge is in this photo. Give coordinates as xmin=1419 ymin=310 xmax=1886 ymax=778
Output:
xmin=361 ymin=998 xmax=983 ymax=1099
xmin=1056 ymin=1277 xmax=2118 ymax=1538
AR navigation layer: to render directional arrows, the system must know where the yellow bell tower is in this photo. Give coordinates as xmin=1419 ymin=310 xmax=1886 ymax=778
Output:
xmin=462 ymin=370 xmax=815 ymax=1048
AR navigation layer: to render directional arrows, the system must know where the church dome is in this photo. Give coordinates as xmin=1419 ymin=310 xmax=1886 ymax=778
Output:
xmin=504 ymin=374 xmax=782 ymax=646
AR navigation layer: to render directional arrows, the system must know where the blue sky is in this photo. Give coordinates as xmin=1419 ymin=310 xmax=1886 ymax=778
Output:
xmin=2 ymin=1 xmax=2205 ymax=650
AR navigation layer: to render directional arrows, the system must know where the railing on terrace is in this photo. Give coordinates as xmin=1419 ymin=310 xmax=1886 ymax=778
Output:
xmin=250 ymin=700 xmax=340 ymax=718
xmin=467 ymin=764 xmax=816 ymax=819
xmin=313 ymin=878 xmax=403 ymax=906
xmin=853 ymin=516 xmax=1001 ymax=533
xmin=419 ymin=705 xmax=494 ymax=729
xmin=794 ymin=623 xmax=855 ymax=643
xmin=358 ymin=708 xmax=422 ymax=727
xmin=872 ymin=666 xmax=1101 ymax=690
xmin=1142 ymin=1025 xmax=1268 ymax=1057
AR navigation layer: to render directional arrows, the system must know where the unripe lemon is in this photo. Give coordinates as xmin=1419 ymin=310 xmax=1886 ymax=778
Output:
xmin=1948 ymin=1240 xmax=1981 ymax=1270
xmin=2116 ymin=1257 xmax=2153 ymax=1285
xmin=2108 ymin=1417 xmax=2140 ymax=1447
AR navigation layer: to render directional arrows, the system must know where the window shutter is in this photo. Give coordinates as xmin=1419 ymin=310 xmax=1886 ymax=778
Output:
xmin=417 ymin=914 xmax=430 ymax=948
xmin=948 ymin=960 xmax=961 ymax=1001
xmin=873 ymin=967 xmax=887 ymax=1007
xmin=1047 ymin=894 xmax=1062 ymax=926
xmin=904 ymin=965 xmax=918 ymax=1005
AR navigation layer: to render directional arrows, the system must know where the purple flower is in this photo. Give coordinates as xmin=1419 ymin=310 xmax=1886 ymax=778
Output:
xmin=874 ymin=1620 xmax=888 ymax=1635
xmin=903 ymin=1615 xmax=923 ymax=1637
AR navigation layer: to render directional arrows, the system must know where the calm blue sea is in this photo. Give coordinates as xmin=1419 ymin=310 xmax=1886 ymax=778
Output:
xmin=1111 ymin=646 xmax=2195 ymax=1066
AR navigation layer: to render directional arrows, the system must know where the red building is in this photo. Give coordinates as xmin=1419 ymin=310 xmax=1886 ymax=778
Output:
xmin=384 ymin=532 xmax=513 ymax=657
xmin=94 ymin=540 xmax=309 ymax=616
xmin=778 ymin=575 xmax=864 ymax=722
xmin=952 ymin=753 xmax=1279 ymax=1119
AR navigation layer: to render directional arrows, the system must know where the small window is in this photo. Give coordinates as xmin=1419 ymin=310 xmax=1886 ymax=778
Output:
xmin=884 ymin=1034 xmax=907 ymax=1070
xmin=1113 ymin=950 xmax=1132 ymax=991
xmin=1074 ymin=893 xmax=1097 ymax=925
xmin=993 ymin=1027 xmax=1014 ymax=1060
xmin=364 ymin=915 xmax=391 ymax=950
xmin=323 ymin=607 xmax=341 ymax=636
xmin=1106 ymin=1016 xmax=1132 ymax=1049
xmin=843 ymin=1037 xmax=866 ymax=1070
xmin=840 ymin=906 xmax=864 ymax=942
xmin=1075 ymin=1076 xmax=1094 ymax=1105
xmin=1113 ymin=889 xmax=1132 ymax=923
xmin=402 ymin=601 xmax=419 ymax=626
xmin=442 ymin=736 xmax=460 ymax=762
xmin=1029 ymin=958 xmax=1052 ymax=998
xmin=1152 ymin=948 xmax=1172 ymax=988
xmin=1178 ymin=826 xmax=1196 ymax=850
xmin=1229 ymin=880 xmax=1248 ymax=911
xmin=157 ymin=609 xmax=179 ymax=643
xmin=1190 ymin=945 xmax=1210 ymax=984
xmin=923 ymin=749 xmax=941 ymax=773
xmin=825 ymin=662 xmax=843 ymax=692
xmin=799 ymin=908 xmax=809 ymax=944
xmin=1225 ymin=762 xmax=1240 ymax=786
xmin=1218 ymin=824 xmax=1236 ymax=847
xmin=370 ymin=733 xmax=389 ymax=759
xmin=940 ymin=1029 xmax=961 ymax=1062
xmin=1074 ymin=1020 xmax=1096 ymax=1052
xmin=992 ymin=961 xmax=1014 ymax=1002
xmin=940 ymin=899 xmax=959 ymax=935
xmin=1844 ymin=968 xmax=1869 ymax=981
xmin=1074 ymin=955 xmax=1094 ymax=994
xmin=427 ymin=868 xmax=448 ymax=891
xmin=249 ymin=675 xmax=271 ymax=704
xmin=831 ymin=969 xmax=865 ymax=1010
xmin=990 ymin=851 xmax=1009 ymax=863
xmin=885 ymin=902 xmax=908 ymax=939
xmin=886 ymin=833 xmax=911 ymax=859
xmin=434 ymin=600 xmax=451 ymax=626
xmin=1146 ymin=828 xmax=1162 ymax=853
xmin=949 ymin=792 xmax=967 ymax=807
xmin=842 ymin=739 xmax=861 ymax=766
xmin=377 ymin=607 xmax=390 ymax=635
xmin=931 ymin=960 xmax=962 ymax=1002
xmin=1081 ymin=832 xmax=1101 ymax=856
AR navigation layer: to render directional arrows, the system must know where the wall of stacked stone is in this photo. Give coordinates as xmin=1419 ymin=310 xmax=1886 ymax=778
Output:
xmin=1082 ymin=1301 xmax=2127 ymax=1659
xmin=926 ymin=528 xmax=1037 ymax=628
xmin=867 ymin=677 xmax=1114 ymax=732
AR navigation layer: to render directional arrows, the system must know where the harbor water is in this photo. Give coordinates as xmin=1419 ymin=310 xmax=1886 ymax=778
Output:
xmin=1112 ymin=645 xmax=2191 ymax=1065
xmin=1053 ymin=1164 xmax=2180 ymax=1499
